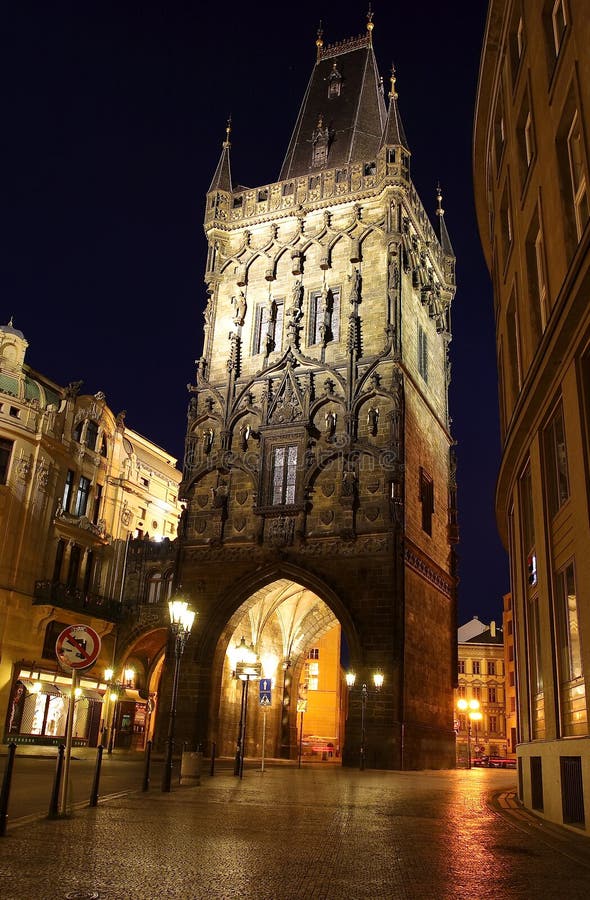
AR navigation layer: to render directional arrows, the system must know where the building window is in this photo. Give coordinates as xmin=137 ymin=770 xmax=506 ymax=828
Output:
xmin=457 ymin=685 xmax=466 ymax=699
xmin=73 ymin=476 xmax=91 ymax=517
xmin=544 ymin=402 xmax=570 ymax=518
xmin=328 ymin=63 xmax=342 ymax=98
xmin=140 ymin=476 xmax=149 ymax=488
xmin=520 ymin=464 xmax=537 ymax=588
xmin=92 ymin=483 xmax=103 ymax=525
xmin=458 ymin=660 xmax=465 ymax=674
xmin=488 ymin=661 xmax=496 ymax=676
xmin=473 ymin=686 xmax=482 ymax=700
xmin=86 ymin=420 xmax=99 ymax=451
xmin=489 ymin=715 xmax=498 ymax=733
xmin=509 ymin=671 xmax=515 ymax=687
xmin=417 ymin=325 xmax=428 ymax=382
xmin=472 ymin=660 xmax=481 ymax=675
xmin=500 ymin=182 xmax=513 ymax=266
xmin=147 ymin=572 xmax=163 ymax=604
xmin=554 ymin=562 xmax=584 ymax=686
xmin=307 ymin=661 xmax=319 ymax=690
xmin=494 ymin=98 xmax=506 ymax=174
xmin=509 ymin=7 xmax=525 ymax=87
xmin=271 ymin=445 xmax=298 ymax=505
xmin=528 ymin=593 xmax=544 ymax=706
xmin=506 ymin=287 xmax=522 ymax=410
xmin=308 ymin=648 xmax=320 ymax=660
xmin=567 ymin=111 xmax=589 ymax=241
xmin=419 ymin=468 xmax=434 ymax=536
xmin=489 ymin=687 xmax=497 ymax=703
xmin=9 ymin=406 xmax=19 ymax=418
xmin=62 ymin=469 xmax=74 ymax=512
xmin=53 ymin=539 xmax=66 ymax=582
xmin=0 ymin=438 xmax=13 ymax=484
xmin=42 ymin=620 xmax=70 ymax=659
xmin=309 ymin=288 xmax=340 ymax=345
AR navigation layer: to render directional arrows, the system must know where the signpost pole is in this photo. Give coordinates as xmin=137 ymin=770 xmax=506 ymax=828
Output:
xmin=59 ymin=669 xmax=78 ymax=816
xmin=261 ymin=710 xmax=266 ymax=773
xmin=298 ymin=710 xmax=304 ymax=769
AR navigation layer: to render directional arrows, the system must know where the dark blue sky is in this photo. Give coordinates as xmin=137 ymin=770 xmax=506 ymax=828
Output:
xmin=1 ymin=2 xmax=508 ymax=625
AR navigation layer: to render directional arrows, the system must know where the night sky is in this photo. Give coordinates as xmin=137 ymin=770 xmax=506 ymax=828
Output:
xmin=1 ymin=2 xmax=508 ymax=626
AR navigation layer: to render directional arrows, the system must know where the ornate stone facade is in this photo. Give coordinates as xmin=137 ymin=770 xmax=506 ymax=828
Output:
xmin=167 ymin=16 xmax=458 ymax=768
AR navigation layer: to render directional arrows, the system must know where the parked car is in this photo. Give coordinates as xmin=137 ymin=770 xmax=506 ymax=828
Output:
xmin=472 ymin=755 xmax=516 ymax=768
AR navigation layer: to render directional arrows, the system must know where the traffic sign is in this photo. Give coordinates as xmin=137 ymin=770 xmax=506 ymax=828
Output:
xmin=259 ymin=678 xmax=272 ymax=706
xmin=56 ymin=624 xmax=101 ymax=671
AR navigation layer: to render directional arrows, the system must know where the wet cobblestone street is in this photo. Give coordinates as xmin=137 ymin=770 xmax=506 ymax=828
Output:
xmin=1 ymin=766 xmax=589 ymax=899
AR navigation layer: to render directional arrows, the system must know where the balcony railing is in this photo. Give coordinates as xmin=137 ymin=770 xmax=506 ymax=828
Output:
xmin=33 ymin=580 xmax=124 ymax=622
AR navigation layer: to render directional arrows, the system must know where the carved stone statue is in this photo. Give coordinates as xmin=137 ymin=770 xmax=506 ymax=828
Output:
xmin=324 ymin=410 xmax=337 ymax=438
xmin=203 ymin=428 xmax=214 ymax=454
xmin=349 ymin=268 xmax=361 ymax=305
xmin=232 ymin=291 xmax=247 ymax=326
xmin=367 ymin=406 xmax=380 ymax=436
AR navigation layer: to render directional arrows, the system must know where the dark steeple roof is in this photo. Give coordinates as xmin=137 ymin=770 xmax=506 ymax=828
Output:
xmin=381 ymin=65 xmax=409 ymax=151
xmin=436 ymin=185 xmax=455 ymax=257
xmin=208 ymin=118 xmax=233 ymax=193
xmin=279 ymin=17 xmax=386 ymax=181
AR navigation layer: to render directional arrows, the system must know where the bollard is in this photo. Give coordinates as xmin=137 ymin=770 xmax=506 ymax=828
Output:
xmin=142 ymin=740 xmax=152 ymax=792
xmin=48 ymin=744 xmax=65 ymax=818
xmin=0 ymin=741 xmax=17 ymax=837
xmin=89 ymin=744 xmax=104 ymax=807
xmin=210 ymin=741 xmax=216 ymax=777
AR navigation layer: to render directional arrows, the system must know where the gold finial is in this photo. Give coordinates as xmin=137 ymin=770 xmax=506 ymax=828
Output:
xmin=367 ymin=4 xmax=374 ymax=40
xmin=223 ymin=116 xmax=232 ymax=149
xmin=436 ymin=183 xmax=444 ymax=217
xmin=316 ymin=21 xmax=324 ymax=59
xmin=389 ymin=64 xmax=398 ymax=101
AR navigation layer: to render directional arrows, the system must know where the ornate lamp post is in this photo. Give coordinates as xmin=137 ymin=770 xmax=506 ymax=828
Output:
xmin=456 ymin=697 xmax=481 ymax=769
xmin=232 ymin=636 xmax=261 ymax=778
xmin=346 ymin=671 xmax=384 ymax=771
xmin=162 ymin=596 xmax=196 ymax=793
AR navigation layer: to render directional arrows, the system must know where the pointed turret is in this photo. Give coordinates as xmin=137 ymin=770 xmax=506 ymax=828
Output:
xmin=279 ymin=12 xmax=386 ymax=180
xmin=381 ymin=65 xmax=409 ymax=153
xmin=436 ymin=184 xmax=455 ymax=257
xmin=208 ymin=118 xmax=233 ymax=193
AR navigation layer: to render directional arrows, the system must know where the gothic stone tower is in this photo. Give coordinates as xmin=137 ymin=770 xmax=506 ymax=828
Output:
xmin=173 ymin=17 xmax=457 ymax=769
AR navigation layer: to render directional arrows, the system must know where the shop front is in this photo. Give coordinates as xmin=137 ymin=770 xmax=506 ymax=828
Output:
xmin=4 ymin=666 xmax=107 ymax=747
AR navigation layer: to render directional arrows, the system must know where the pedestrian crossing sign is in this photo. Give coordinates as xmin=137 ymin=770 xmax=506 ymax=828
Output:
xmin=259 ymin=678 xmax=272 ymax=706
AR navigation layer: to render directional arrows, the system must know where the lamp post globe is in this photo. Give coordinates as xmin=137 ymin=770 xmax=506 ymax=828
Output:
xmin=162 ymin=594 xmax=196 ymax=793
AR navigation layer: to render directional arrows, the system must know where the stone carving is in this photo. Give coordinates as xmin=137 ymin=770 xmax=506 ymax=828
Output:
xmin=367 ymin=406 xmax=379 ymax=436
xmin=36 ymin=458 xmax=49 ymax=491
xmin=266 ymin=516 xmax=295 ymax=547
xmin=349 ymin=268 xmax=361 ymax=305
xmin=232 ymin=291 xmax=247 ymax=326
xmin=324 ymin=410 xmax=337 ymax=438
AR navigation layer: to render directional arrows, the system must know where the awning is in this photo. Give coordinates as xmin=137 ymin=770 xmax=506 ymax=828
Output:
xmin=81 ymin=689 xmax=104 ymax=702
xmin=21 ymin=679 xmax=63 ymax=697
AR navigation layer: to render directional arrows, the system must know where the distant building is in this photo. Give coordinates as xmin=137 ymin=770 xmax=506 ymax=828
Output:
xmin=474 ymin=1 xmax=590 ymax=831
xmin=0 ymin=319 xmax=183 ymax=747
xmin=456 ymin=618 xmax=507 ymax=762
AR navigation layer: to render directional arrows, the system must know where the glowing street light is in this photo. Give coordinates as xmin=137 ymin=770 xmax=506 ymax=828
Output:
xmin=457 ymin=697 xmax=481 ymax=769
xmin=346 ymin=671 xmax=384 ymax=770
xmin=232 ymin=636 xmax=261 ymax=778
xmin=162 ymin=595 xmax=196 ymax=792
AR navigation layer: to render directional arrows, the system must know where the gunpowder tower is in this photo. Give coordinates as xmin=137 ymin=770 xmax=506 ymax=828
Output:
xmin=172 ymin=14 xmax=458 ymax=769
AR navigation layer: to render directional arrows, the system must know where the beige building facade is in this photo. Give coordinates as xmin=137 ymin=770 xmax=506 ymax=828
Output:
xmin=474 ymin=0 xmax=590 ymax=832
xmin=455 ymin=617 xmax=508 ymax=763
xmin=0 ymin=319 xmax=182 ymax=747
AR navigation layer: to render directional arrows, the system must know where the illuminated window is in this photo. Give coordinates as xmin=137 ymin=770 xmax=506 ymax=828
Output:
xmin=472 ymin=660 xmax=481 ymax=675
xmin=457 ymin=685 xmax=466 ymax=699
xmin=567 ymin=111 xmax=589 ymax=240
xmin=271 ymin=445 xmax=298 ymax=505
xmin=473 ymin=686 xmax=482 ymax=700
xmin=555 ymin=563 xmax=582 ymax=681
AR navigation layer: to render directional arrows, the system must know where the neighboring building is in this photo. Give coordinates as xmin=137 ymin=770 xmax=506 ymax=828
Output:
xmin=474 ymin=1 xmax=590 ymax=831
xmin=160 ymin=13 xmax=459 ymax=769
xmin=0 ymin=319 xmax=183 ymax=747
xmin=456 ymin=618 xmax=508 ymax=762
xmin=503 ymin=592 xmax=518 ymax=755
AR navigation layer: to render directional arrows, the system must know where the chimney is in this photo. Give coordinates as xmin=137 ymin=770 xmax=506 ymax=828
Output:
xmin=490 ymin=620 xmax=496 ymax=638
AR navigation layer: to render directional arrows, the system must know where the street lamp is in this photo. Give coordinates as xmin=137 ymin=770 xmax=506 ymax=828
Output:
xmin=346 ymin=671 xmax=384 ymax=771
xmin=231 ymin=636 xmax=261 ymax=778
xmin=162 ymin=596 xmax=196 ymax=792
xmin=104 ymin=666 xmax=135 ymax=754
xmin=457 ymin=698 xmax=481 ymax=769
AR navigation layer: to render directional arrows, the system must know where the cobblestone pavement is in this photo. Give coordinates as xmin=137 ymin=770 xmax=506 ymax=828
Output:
xmin=1 ymin=765 xmax=589 ymax=899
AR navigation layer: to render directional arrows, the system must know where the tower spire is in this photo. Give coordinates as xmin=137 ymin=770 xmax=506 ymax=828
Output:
xmin=436 ymin=183 xmax=454 ymax=257
xmin=316 ymin=21 xmax=324 ymax=60
xmin=366 ymin=4 xmax=374 ymax=44
xmin=208 ymin=117 xmax=233 ymax=193
xmin=380 ymin=64 xmax=409 ymax=152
